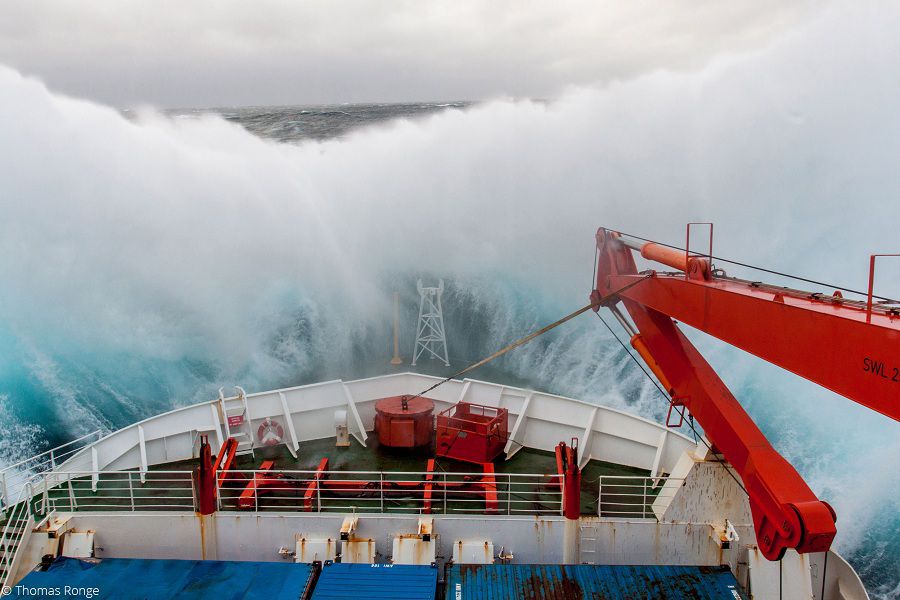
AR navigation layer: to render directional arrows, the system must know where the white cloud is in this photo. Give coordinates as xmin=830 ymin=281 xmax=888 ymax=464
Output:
xmin=0 ymin=0 xmax=816 ymax=106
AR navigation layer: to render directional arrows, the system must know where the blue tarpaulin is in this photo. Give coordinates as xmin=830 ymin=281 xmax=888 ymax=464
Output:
xmin=8 ymin=557 xmax=315 ymax=600
xmin=445 ymin=564 xmax=746 ymax=599
xmin=311 ymin=562 xmax=437 ymax=600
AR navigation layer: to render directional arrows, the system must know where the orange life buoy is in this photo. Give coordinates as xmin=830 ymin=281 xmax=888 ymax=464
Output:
xmin=257 ymin=418 xmax=284 ymax=446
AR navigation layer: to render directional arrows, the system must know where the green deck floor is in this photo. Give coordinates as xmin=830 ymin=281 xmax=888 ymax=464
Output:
xmin=37 ymin=434 xmax=657 ymax=518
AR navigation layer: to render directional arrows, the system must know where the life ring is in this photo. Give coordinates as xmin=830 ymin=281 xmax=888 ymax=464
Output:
xmin=257 ymin=418 xmax=284 ymax=446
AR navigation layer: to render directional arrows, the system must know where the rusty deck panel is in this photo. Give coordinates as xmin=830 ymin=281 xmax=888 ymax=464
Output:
xmin=445 ymin=564 xmax=747 ymax=599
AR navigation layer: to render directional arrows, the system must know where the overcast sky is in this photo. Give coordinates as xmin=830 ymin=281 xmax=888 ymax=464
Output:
xmin=0 ymin=1 xmax=818 ymax=108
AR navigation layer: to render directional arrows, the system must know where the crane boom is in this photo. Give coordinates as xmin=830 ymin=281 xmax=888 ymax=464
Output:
xmin=590 ymin=227 xmax=899 ymax=561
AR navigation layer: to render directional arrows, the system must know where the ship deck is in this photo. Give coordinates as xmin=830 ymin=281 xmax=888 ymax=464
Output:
xmin=31 ymin=434 xmax=660 ymax=518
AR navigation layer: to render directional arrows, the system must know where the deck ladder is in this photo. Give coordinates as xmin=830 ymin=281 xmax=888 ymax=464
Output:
xmin=0 ymin=486 xmax=35 ymax=588
xmin=219 ymin=387 xmax=255 ymax=458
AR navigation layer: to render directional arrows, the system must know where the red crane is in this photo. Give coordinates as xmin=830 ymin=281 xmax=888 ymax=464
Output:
xmin=590 ymin=226 xmax=900 ymax=561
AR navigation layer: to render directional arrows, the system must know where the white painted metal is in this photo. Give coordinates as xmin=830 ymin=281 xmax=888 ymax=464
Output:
xmin=411 ymin=279 xmax=450 ymax=367
xmin=392 ymin=536 xmax=436 ymax=565
xmin=61 ymin=531 xmax=94 ymax=558
xmin=278 ymin=392 xmax=300 ymax=458
xmin=342 ymin=538 xmax=376 ymax=564
xmin=90 ymin=447 xmax=98 ymax=493
xmin=577 ymin=407 xmax=599 ymax=469
xmin=504 ymin=391 xmax=532 ymax=460
xmin=294 ymin=537 xmax=337 ymax=563
xmin=649 ymin=429 xmax=667 ymax=483
xmin=137 ymin=425 xmax=148 ymax=484
xmin=50 ymin=373 xmax=695 ymax=483
xmin=208 ymin=403 xmax=224 ymax=450
xmin=219 ymin=387 xmax=254 ymax=457
xmin=452 ymin=540 xmax=495 ymax=564
xmin=340 ymin=383 xmax=368 ymax=446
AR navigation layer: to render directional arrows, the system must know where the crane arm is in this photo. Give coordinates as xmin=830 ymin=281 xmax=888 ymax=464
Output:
xmin=589 ymin=227 xmax=898 ymax=561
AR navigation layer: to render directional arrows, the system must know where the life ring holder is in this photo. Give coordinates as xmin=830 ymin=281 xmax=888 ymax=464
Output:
xmin=257 ymin=418 xmax=284 ymax=446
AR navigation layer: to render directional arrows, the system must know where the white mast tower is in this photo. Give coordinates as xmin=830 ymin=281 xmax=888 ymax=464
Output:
xmin=411 ymin=279 xmax=450 ymax=367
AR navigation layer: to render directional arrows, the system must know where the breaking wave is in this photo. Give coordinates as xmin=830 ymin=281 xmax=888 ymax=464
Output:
xmin=0 ymin=2 xmax=898 ymax=595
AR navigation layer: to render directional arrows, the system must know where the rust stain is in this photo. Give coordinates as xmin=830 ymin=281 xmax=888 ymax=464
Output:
xmin=197 ymin=514 xmax=206 ymax=560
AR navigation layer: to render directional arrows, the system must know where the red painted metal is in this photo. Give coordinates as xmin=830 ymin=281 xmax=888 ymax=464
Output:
xmin=374 ymin=395 xmax=435 ymax=448
xmin=195 ymin=435 xmax=217 ymax=515
xmin=482 ymin=463 xmax=499 ymax=513
xmin=303 ymin=457 xmax=329 ymax=511
xmin=435 ymin=402 xmax=509 ymax=464
xmin=237 ymin=459 xmax=275 ymax=509
xmin=423 ymin=459 xmax=436 ymax=514
xmin=866 ymin=254 xmax=900 ymax=324
xmin=213 ymin=437 xmax=239 ymax=487
xmin=590 ymin=227 xmax=900 ymax=560
xmin=556 ymin=440 xmax=581 ymax=520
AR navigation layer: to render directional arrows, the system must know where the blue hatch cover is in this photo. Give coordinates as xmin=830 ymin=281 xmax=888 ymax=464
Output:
xmin=9 ymin=556 xmax=315 ymax=600
xmin=445 ymin=564 xmax=746 ymax=599
xmin=311 ymin=562 xmax=438 ymax=600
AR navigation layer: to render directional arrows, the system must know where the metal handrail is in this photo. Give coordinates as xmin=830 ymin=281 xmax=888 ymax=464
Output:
xmin=0 ymin=431 xmax=102 ymax=475
xmin=37 ymin=469 xmax=564 ymax=517
xmin=0 ymin=477 xmax=37 ymax=588
xmin=1 ymin=431 xmax=103 ymax=508
xmin=597 ymin=475 xmax=684 ymax=519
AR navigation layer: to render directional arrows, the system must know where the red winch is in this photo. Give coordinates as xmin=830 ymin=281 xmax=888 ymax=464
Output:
xmin=374 ymin=395 xmax=434 ymax=448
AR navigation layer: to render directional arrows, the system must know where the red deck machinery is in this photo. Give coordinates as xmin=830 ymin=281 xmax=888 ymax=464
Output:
xmin=374 ymin=395 xmax=434 ymax=448
xmin=435 ymin=402 xmax=509 ymax=464
xmin=590 ymin=225 xmax=900 ymax=561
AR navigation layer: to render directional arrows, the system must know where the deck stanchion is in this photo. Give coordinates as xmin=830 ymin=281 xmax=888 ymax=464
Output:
xmin=642 ymin=479 xmax=647 ymax=518
xmin=128 ymin=472 xmax=135 ymax=511
xmin=67 ymin=474 xmax=76 ymax=511
xmin=597 ymin=477 xmax=602 ymax=517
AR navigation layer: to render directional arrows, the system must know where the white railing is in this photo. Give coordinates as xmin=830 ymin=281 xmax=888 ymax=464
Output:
xmin=597 ymin=475 xmax=684 ymax=519
xmin=0 ymin=431 xmax=102 ymax=510
xmin=0 ymin=476 xmax=37 ymax=588
xmin=217 ymin=469 xmax=563 ymax=516
xmin=34 ymin=469 xmax=563 ymax=517
xmin=38 ymin=471 xmax=195 ymax=514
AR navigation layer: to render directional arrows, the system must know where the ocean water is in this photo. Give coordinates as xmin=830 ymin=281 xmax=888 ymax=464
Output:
xmin=1 ymin=4 xmax=899 ymax=596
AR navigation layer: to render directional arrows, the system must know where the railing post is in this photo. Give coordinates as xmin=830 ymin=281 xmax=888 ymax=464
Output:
xmin=1 ymin=471 xmax=8 ymax=513
xmin=128 ymin=472 xmax=135 ymax=511
xmin=597 ymin=476 xmax=602 ymax=517
xmin=642 ymin=479 xmax=647 ymax=518
xmin=316 ymin=473 xmax=322 ymax=513
xmin=50 ymin=449 xmax=56 ymax=470
xmin=379 ymin=473 xmax=384 ymax=513
xmin=67 ymin=474 xmax=76 ymax=511
xmin=42 ymin=474 xmax=49 ymax=515
xmin=443 ymin=472 xmax=448 ymax=514
xmin=507 ymin=475 xmax=511 ymax=516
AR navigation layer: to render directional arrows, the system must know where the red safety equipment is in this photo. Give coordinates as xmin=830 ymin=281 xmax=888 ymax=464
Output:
xmin=257 ymin=418 xmax=284 ymax=446
xmin=195 ymin=435 xmax=217 ymax=515
xmin=556 ymin=440 xmax=581 ymax=520
xmin=435 ymin=402 xmax=508 ymax=464
xmin=591 ymin=226 xmax=900 ymax=561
